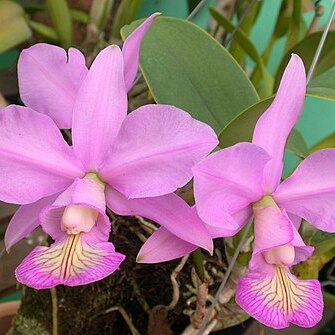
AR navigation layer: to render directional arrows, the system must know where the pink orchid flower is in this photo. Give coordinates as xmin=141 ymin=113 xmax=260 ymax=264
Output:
xmin=17 ymin=13 xmax=159 ymax=129
xmin=1 ymin=33 xmax=218 ymax=290
xmin=192 ymin=54 xmax=335 ymax=329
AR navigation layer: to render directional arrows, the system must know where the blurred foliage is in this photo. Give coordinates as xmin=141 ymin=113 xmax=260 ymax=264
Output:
xmin=0 ymin=0 xmax=32 ymax=53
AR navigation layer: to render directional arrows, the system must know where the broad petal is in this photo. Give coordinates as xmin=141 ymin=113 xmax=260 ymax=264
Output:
xmin=236 ymin=265 xmax=323 ymax=329
xmin=193 ymin=143 xmax=270 ymax=230
xmin=105 ymin=186 xmax=213 ymax=253
xmin=100 ymin=104 xmax=218 ymax=198
xmin=16 ymin=234 xmax=125 ymax=289
xmin=18 ymin=43 xmax=88 ymax=129
xmin=122 ymin=13 xmax=159 ymax=91
xmin=252 ymin=55 xmax=306 ymax=192
xmin=72 ymin=45 xmax=127 ymax=170
xmin=274 ymin=149 xmax=335 ymax=232
xmin=0 ymin=106 xmax=84 ymax=204
xmin=205 ymin=206 xmax=252 ymax=238
xmin=5 ymin=194 xmax=58 ymax=250
xmin=137 ymin=227 xmax=197 ymax=263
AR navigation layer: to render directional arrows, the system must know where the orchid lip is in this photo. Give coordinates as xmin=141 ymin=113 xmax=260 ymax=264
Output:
xmin=236 ymin=264 xmax=323 ymax=329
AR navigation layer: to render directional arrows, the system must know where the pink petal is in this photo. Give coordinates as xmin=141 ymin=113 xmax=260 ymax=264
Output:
xmin=122 ymin=13 xmax=159 ymax=91
xmin=15 ymin=235 xmax=125 ymax=289
xmin=291 ymin=223 xmax=314 ymax=264
xmin=72 ymin=45 xmax=127 ymax=170
xmin=105 ymin=186 xmax=213 ymax=253
xmin=99 ymin=104 xmax=218 ymax=198
xmin=274 ymin=149 xmax=335 ymax=232
xmin=0 ymin=106 xmax=84 ymax=204
xmin=18 ymin=43 xmax=88 ymax=129
xmin=5 ymin=194 xmax=58 ymax=250
xmin=236 ymin=265 xmax=323 ymax=329
xmin=137 ymin=227 xmax=197 ymax=263
xmin=252 ymin=54 xmax=306 ymax=192
xmin=288 ymin=213 xmax=302 ymax=230
xmin=40 ymin=177 xmax=109 ymax=241
xmin=205 ymin=206 xmax=252 ymax=238
xmin=193 ymin=142 xmax=270 ymax=230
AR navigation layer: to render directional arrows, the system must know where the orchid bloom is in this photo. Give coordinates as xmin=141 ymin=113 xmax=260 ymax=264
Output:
xmin=1 ymin=24 xmax=218 ymax=290
xmin=192 ymin=54 xmax=335 ymax=328
xmin=17 ymin=13 xmax=159 ymax=129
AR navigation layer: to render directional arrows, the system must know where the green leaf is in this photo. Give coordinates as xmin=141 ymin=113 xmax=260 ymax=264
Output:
xmin=228 ymin=0 xmax=263 ymax=66
xmin=311 ymin=230 xmax=335 ymax=255
xmin=121 ymin=17 xmax=259 ymax=133
xmin=218 ymin=98 xmax=309 ymax=158
xmin=28 ymin=20 xmax=58 ymax=42
xmin=275 ymin=31 xmax=335 ymax=89
xmin=70 ymin=9 xmax=89 ymax=24
xmin=89 ymin=0 xmax=114 ymax=30
xmin=286 ymin=128 xmax=309 ymax=159
xmin=0 ymin=0 xmax=32 ymax=53
xmin=262 ymin=0 xmax=294 ymax=65
xmin=46 ymin=0 xmax=72 ymax=48
xmin=111 ymin=0 xmax=142 ymax=39
xmin=209 ymin=8 xmax=273 ymax=98
xmin=307 ymin=67 xmax=335 ymax=102
xmin=284 ymin=0 xmax=307 ymax=53
xmin=310 ymin=131 xmax=335 ymax=152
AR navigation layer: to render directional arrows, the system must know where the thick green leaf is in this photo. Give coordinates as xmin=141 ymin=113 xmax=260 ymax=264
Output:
xmin=46 ymin=0 xmax=72 ymax=48
xmin=210 ymin=8 xmax=273 ymax=98
xmin=275 ymin=32 xmax=335 ymax=89
xmin=0 ymin=0 xmax=32 ymax=53
xmin=218 ymin=98 xmax=309 ymax=158
xmin=307 ymin=67 xmax=335 ymax=102
xmin=121 ymin=17 xmax=259 ymax=133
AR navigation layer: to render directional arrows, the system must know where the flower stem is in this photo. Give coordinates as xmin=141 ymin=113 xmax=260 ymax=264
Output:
xmin=187 ymin=0 xmax=208 ymax=21
xmin=50 ymin=287 xmax=58 ymax=335
xmin=191 ymin=249 xmax=205 ymax=282
xmin=198 ymin=219 xmax=253 ymax=334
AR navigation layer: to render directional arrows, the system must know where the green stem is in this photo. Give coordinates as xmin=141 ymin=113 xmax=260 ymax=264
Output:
xmin=191 ymin=249 xmax=205 ymax=282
